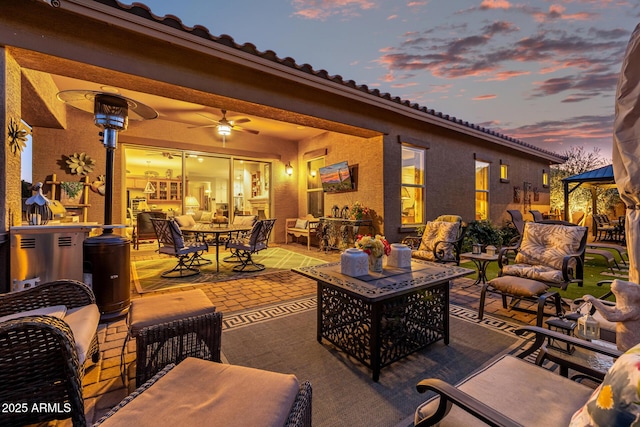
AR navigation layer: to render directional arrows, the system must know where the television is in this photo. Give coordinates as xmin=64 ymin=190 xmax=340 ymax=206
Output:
xmin=319 ymin=161 xmax=355 ymax=193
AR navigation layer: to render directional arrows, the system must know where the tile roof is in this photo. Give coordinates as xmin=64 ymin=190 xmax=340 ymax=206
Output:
xmin=96 ymin=0 xmax=565 ymax=161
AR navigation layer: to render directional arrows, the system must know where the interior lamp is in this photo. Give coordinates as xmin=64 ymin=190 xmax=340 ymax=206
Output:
xmin=143 ymin=180 xmax=156 ymax=194
xmin=185 ymin=195 xmax=200 ymax=215
xmin=137 ymin=200 xmax=150 ymax=212
xmin=285 ymin=161 xmax=294 ymax=176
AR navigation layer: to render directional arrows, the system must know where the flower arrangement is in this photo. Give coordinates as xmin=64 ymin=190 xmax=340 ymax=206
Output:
xmin=355 ymin=234 xmax=391 ymax=258
xmin=350 ymin=201 xmax=370 ymax=220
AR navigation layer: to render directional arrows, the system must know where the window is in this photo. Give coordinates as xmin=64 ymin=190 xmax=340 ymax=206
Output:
xmin=307 ymin=158 xmax=324 ymax=218
xmin=500 ymin=161 xmax=509 ymax=183
xmin=401 ymin=146 xmax=425 ymax=225
xmin=475 ymin=160 xmax=490 ymax=220
xmin=542 ymin=169 xmax=549 ymax=188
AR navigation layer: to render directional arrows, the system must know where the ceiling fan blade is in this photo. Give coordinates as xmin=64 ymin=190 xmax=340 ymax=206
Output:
xmin=238 ymin=127 xmax=260 ymax=135
xmin=196 ymin=112 xmax=221 ymax=123
xmin=188 ymin=124 xmax=218 ymax=129
xmin=232 ymin=118 xmax=251 ymax=124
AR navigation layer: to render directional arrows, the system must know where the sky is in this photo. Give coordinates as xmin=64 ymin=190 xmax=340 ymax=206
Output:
xmin=81 ymin=1 xmax=640 ymax=163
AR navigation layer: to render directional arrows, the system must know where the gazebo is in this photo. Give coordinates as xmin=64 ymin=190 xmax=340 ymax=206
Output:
xmin=562 ymin=164 xmax=617 ymax=227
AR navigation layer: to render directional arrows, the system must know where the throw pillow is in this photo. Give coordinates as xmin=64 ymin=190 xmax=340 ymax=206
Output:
xmin=569 ymin=342 xmax=640 ymax=426
xmin=0 ymin=305 xmax=67 ymax=323
xmin=294 ymin=219 xmax=308 ymax=229
xmin=174 ymin=214 xmax=196 ymax=228
xmin=199 ymin=211 xmax=212 ymax=222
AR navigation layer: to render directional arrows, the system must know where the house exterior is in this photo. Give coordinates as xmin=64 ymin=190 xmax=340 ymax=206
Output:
xmin=0 ymin=0 xmax=565 ymax=289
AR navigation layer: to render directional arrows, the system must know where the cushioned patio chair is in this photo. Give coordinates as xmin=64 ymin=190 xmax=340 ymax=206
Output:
xmin=479 ymin=221 xmax=588 ymax=326
xmin=402 ymin=215 xmax=466 ymax=265
xmin=414 ymin=326 xmax=633 ymax=427
xmin=151 ymin=218 xmax=208 ymax=278
xmin=225 ymin=218 xmax=276 ymax=272
xmin=0 ymin=279 xmax=101 ymax=427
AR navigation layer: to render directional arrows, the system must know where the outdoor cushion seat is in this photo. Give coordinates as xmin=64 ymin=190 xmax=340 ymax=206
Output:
xmin=488 ymin=276 xmax=548 ymax=297
xmin=95 ymin=357 xmax=312 ymax=427
xmin=409 ymin=219 xmax=465 ymax=265
xmin=285 ymin=215 xmax=319 ymax=250
xmin=414 ymin=326 xmax=638 ymax=427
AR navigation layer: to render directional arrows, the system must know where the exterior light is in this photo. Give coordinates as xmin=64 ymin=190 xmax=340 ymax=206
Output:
xmin=285 ymin=162 xmax=294 ymax=176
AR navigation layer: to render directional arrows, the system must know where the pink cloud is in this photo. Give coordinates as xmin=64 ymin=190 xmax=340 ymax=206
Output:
xmin=387 ymin=14 xmax=398 ymax=20
xmin=292 ymin=0 xmax=377 ymax=20
xmin=480 ymin=0 xmax=512 ymax=10
xmin=473 ymin=94 xmax=497 ymax=100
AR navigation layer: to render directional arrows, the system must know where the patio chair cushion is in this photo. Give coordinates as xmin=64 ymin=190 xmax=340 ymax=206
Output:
xmin=417 ymin=221 xmax=460 ymax=261
xmin=64 ymin=304 xmax=101 ymax=364
xmin=488 ymin=276 xmax=549 ymax=297
xmin=232 ymin=215 xmax=257 ymax=226
xmin=570 ymin=342 xmax=640 ymax=426
xmin=501 ymin=263 xmax=565 ymax=284
xmin=97 ymin=357 xmax=300 ymax=427
xmin=174 ymin=214 xmax=196 ymax=228
xmin=415 ymin=354 xmax=593 ymax=426
xmin=515 ymin=222 xmax=586 ymax=271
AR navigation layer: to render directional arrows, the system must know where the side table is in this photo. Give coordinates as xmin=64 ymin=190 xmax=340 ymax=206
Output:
xmin=460 ymin=252 xmax=499 ymax=285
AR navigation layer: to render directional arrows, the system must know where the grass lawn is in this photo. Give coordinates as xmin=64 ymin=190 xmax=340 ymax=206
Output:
xmin=460 ymin=248 xmax=626 ymax=302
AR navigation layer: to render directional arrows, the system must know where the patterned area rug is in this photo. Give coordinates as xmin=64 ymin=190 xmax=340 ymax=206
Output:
xmin=222 ymin=298 xmax=532 ymax=427
xmin=132 ymin=247 xmax=326 ymax=294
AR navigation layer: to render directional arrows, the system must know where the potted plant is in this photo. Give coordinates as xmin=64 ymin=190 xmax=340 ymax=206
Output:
xmin=60 ymin=181 xmax=84 ymax=204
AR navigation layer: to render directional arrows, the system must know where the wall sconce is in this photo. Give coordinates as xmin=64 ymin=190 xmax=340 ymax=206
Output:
xmin=310 ymin=169 xmax=317 ymax=178
xmin=285 ymin=161 xmax=294 ymax=176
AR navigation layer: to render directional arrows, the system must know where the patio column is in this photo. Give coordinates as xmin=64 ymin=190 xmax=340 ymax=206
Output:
xmin=0 ymin=47 xmax=22 ymax=229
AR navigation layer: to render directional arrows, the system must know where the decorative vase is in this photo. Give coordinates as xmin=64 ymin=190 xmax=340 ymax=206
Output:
xmin=368 ymin=254 xmax=383 ymax=273
xmin=341 ymin=248 xmax=368 ymax=277
xmin=387 ymin=243 xmax=412 ymax=268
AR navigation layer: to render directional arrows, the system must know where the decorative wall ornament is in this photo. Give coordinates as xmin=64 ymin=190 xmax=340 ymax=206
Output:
xmin=513 ymin=186 xmax=521 ymax=203
xmin=65 ymin=152 xmax=95 ymax=176
xmin=90 ymin=175 xmax=106 ymax=196
xmin=7 ymin=118 xmax=29 ymax=155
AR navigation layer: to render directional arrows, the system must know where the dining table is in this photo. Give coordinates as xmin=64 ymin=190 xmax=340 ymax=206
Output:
xmin=181 ymin=224 xmax=253 ymax=272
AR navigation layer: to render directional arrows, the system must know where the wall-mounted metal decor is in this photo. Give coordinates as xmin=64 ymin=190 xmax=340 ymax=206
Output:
xmin=65 ymin=152 xmax=95 ymax=176
xmin=7 ymin=118 xmax=29 ymax=155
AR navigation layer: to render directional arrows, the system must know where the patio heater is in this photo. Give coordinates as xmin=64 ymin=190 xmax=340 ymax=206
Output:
xmin=57 ymin=90 xmax=158 ymax=319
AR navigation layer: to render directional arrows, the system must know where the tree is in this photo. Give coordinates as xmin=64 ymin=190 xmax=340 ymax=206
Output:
xmin=550 ymin=146 xmax=620 ymax=218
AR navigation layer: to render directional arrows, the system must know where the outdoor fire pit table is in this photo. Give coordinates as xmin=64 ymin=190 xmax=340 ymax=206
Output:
xmin=293 ymin=260 xmax=473 ymax=381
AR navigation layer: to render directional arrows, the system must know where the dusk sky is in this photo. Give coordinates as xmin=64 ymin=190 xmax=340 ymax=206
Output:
xmin=134 ymin=0 xmax=639 ymax=161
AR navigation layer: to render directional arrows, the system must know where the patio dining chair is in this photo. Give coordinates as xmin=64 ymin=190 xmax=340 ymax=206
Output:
xmin=479 ymin=220 xmax=588 ymax=326
xmin=151 ymin=218 xmax=208 ymax=278
xmin=225 ymin=218 xmax=277 ymax=272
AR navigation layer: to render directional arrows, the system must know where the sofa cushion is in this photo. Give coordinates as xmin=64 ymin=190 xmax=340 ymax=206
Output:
xmin=570 ymin=342 xmax=640 ymax=426
xmin=97 ymin=357 xmax=300 ymax=427
xmin=294 ymin=219 xmax=308 ymax=229
xmin=515 ymin=222 xmax=586 ymax=271
xmin=415 ymin=354 xmax=593 ymax=426
xmin=65 ymin=304 xmax=100 ymax=365
xmin=174 ymin=214 xmax=196 ymax=228
xmin=0 ymin=305 xmax=67 ymax=323
xmin=488 ymin=276 xmax=549 ymax=297
xmin=417 ymin=221 xmax=459 ymax=261
xmin=501 ymin=263 xmax=565 ymax=284
xmin=233 ymin=215 xmax=256 ymax=226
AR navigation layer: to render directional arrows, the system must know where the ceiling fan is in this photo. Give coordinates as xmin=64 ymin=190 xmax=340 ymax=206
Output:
xmin=192 ymin=109 xmax=260 ymax=136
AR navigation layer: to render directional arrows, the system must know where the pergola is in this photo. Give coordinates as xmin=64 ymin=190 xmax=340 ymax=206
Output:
xmin=562 ymin=164 xmax=617 ymax=224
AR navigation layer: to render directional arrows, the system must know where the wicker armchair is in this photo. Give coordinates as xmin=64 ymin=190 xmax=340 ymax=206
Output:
xmin=0 ymin=280 xmax=101 ymax=427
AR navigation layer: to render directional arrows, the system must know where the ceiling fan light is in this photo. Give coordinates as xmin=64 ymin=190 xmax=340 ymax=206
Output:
xmin=217 ymin=123 xmax=231 ymax=136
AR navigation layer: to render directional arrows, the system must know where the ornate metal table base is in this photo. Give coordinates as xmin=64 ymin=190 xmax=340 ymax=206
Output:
xmin=317 ymin=280 xmax=449 ymax=381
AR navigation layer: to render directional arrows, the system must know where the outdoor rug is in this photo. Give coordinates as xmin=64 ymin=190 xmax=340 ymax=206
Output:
xmin=222 ymin=297 xmax=531 ymax=427
xmin=132 ymin=247 xmax=326 ymax=294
